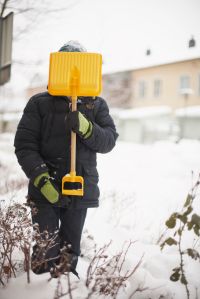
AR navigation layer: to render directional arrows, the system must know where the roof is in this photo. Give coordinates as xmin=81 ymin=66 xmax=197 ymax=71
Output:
xmin=111 ymin=106 xmax=172 ymax=119
xmin=103 ymin=43 xmax=200 ymax=74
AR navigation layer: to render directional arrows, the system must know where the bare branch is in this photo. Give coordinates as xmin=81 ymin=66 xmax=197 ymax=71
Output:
xmin=0 ymin=0 xmax=9 ymax=17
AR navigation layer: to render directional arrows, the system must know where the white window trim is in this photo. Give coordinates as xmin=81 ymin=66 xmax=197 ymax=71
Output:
xmin=180 ymin=75 xmax=190 ymax=90
xmin=153 ymin=79 xmax=162 ymax=98
xmin=138 ymin=80 xmax=147 ymax=99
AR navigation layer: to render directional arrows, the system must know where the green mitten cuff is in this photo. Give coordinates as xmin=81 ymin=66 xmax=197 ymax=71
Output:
xmin=40 ymin=180 xmax=59 ymax=204
xmin=82 ymin=121 xmax=93 ymax=139
xmin=78 ymin=112 xmax=90 ymax=135
xmin=34 ymin=172 xmax=59 ymax=204
xmin=34 ymin=172 xmax=49 ymax=187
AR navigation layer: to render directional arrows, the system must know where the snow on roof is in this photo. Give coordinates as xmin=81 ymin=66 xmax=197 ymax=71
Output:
xmin=0 ymin=96 xmax=27 ymax=112
xmin=111 ymin=106 xmax=172 ymax=119
xmin=103 ymin=45 xmax=200 ymax=74
xmin=175 ymin=106 xmax=200 ymax=117
xmin=0 ymin=112 xmax=22 ymax=121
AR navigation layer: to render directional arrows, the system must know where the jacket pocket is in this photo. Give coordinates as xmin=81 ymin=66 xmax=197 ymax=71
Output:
xmin=82 ymin=165 xmax=99 ymax=199
xmin=83 ymin=165 xmax=98 ymax=179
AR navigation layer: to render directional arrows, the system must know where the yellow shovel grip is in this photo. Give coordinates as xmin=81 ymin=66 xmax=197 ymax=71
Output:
xmin=62 ymin=173 xmax=84 ymax=196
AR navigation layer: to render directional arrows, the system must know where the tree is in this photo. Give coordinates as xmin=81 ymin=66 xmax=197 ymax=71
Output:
xmin=0 ymin=0 xmax=79 ymax=88
xmin=0 ymin=0 xmax=79 ymax=38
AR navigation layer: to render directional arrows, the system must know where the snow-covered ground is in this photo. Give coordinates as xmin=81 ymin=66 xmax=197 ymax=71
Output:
xmin=0 ymin=133 xmax=200 ymax=298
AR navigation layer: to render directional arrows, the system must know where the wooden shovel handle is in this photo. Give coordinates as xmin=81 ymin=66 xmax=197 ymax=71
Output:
xmin=70 ymin=96 xmax=77 ymax=175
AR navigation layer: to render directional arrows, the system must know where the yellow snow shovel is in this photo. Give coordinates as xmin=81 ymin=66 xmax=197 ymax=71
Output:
xmin=48 ymin=52 xmax=102 ymax=196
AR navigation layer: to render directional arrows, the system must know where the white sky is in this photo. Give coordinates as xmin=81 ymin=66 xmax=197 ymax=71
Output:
xmin=4 ymin=0 xmax=200 ymax=90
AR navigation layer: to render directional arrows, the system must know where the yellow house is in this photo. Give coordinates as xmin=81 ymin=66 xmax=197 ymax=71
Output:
xmin=130 ymin=58 xmax=200 ymax=111
xmin=101 ymin=40 xmax=200 ymax=142
xmin=102 ymin=40 xmax=200 ymax=112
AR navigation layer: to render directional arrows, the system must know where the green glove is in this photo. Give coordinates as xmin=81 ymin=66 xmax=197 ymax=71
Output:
xmin=34 ymin=172 xmax=59 ymax=204
xmin=67 ymin=111 xmax=93 ymax=138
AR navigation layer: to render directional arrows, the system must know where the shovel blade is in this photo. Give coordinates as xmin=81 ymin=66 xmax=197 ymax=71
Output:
xmin=62 ymin=174 xmax=84 ymax=196
xmin=48 ymin=52 xmax=102 ymax=96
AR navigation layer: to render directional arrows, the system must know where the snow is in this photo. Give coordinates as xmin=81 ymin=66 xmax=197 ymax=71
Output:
xmin=0 ymin=112 xmax=22 ymax=121
xmin=175 ymin=106 xmax=200 ymax=117
xmin=0 ymin=98 xmax=27 ymax=112
xmin=114 ymin=106 xmax=172 ymax=119
xmin=0 ymin=134 xmax=200 ymax=298
xmin=1 ymin=1 xmax=200 ymax=297
xmin=103 ymin=43 xmax=200 ymax=75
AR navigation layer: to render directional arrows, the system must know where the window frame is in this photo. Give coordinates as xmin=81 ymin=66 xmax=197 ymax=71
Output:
xmin=153 ymin=79 xmax=162 ymax=98
xmin=138 ymin=80 xmax=147 ymax=99
xmin=180 ymin=75 xmax=190 ymax=90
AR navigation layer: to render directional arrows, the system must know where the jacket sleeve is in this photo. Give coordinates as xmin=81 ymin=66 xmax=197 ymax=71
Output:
xmin=80 ymin=98 xmax=119 ymax=153
xmin=14 ymin=97 xmax=48 ymax=180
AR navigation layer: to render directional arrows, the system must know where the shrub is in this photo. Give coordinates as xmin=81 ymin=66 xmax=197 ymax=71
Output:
xmin=160 ymin=176 xmax=200 ymax=299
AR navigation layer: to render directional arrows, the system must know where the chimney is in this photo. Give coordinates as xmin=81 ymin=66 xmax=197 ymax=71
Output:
xmin=146 ymin=49 xmax=151 ymax=56
xmin=189 ymin=36 xmax=196 ymax=48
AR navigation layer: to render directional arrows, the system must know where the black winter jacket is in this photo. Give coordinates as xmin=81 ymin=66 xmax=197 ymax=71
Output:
xmin=14 ymin=92 xmax=118 ymax=208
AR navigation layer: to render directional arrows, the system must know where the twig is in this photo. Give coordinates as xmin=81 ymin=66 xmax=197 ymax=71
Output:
xmin=67 ymin=273 xmax=73 ymax=299
xmin=128 ymin=285 xmax=149 ymax=299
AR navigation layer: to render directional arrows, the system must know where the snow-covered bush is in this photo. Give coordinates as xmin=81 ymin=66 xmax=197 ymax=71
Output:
xmin=52 ymin=240 xmax=143 ymax=299
xmin=0 ymin=200 xmax=143 ymax=298
xmin=85 ymin=241 xmax=143 ymax=299
xmin=0 ymin=202 xmax=32 ymax=285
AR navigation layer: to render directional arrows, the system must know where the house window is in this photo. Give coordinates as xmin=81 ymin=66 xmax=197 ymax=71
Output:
xmin=154 ymin=79 xmax=162 ymax=97
xmin=138 ymin=81 xmax=146 ymax=98
xmin=180 ymin=75 xmax=190 ymax=90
